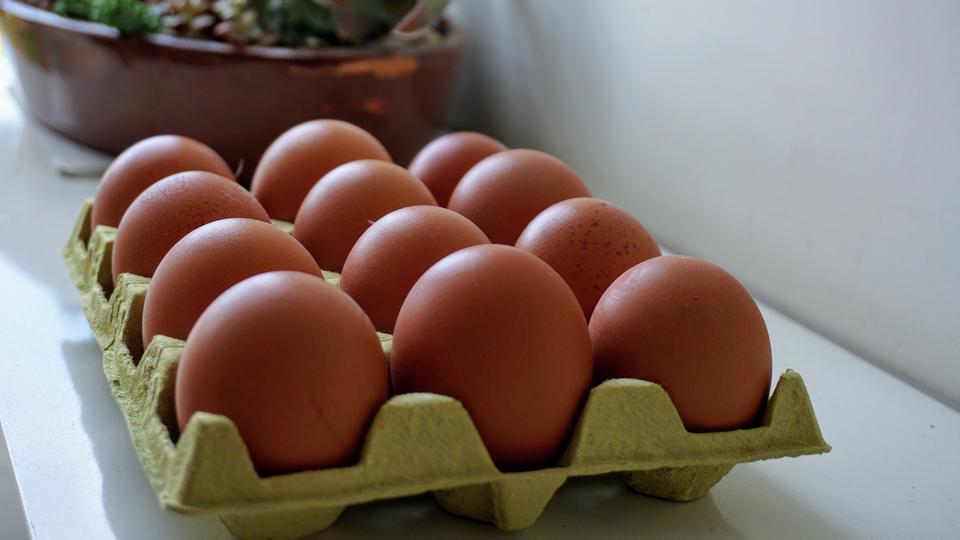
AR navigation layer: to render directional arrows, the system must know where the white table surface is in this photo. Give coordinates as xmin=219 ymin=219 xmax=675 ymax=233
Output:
xmin=0 ymin=71 xmax=958 ymax=540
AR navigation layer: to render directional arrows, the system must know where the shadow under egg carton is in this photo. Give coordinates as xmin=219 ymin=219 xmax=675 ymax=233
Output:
xmin=63 ymin=199 xmax=830 ymax=539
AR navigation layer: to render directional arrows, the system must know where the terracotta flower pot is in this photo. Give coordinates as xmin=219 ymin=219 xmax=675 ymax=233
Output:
xmin=0 ymin=0 xmax=465 ymax=179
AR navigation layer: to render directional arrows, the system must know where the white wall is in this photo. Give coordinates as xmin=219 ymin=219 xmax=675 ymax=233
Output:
xmin=448 ymin=0 xmax=960 ymax=408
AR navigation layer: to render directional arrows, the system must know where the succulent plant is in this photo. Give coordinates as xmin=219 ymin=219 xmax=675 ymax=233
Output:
xmin=53 ymin=0 xmax=162 ymax=34
xmin=156 ymin=0 xmax=218 ymax=39
xmin=40 ymin=0 xmax=449 ymax=47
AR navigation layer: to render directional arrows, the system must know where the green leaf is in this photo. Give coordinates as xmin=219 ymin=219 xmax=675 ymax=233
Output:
xmin=53 ymin=0 xmax=161 ymax=34
xmin=252 ymin=0 xmax=336 ymax=46
xmin=53 ymin=0 xmax=93 ymax=19
xmin=90 ymin=0 xmax=162 ymax=34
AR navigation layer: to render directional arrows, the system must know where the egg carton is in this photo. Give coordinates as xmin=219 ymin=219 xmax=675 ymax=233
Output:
xmin=64 ymin=199 xmax=831 ymax=540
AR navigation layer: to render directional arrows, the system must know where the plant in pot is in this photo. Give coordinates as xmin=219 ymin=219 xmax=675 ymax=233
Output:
xmin=0 ymin=0 xmax=464 ymax=178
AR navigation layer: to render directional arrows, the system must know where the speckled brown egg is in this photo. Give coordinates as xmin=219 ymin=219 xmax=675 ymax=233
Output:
xmin=590 ymin=256 xmax=772 ymax=432
xmin=142 ymin=218 xmax=322 ymax=348
xmin=408 ymin=132 xmax=507 ymax=207
xmin=251 ymin=120 xmax=392 ymax=221
xmin=92 ymin=135 xmax=235 ymax=229
xmin=391 ymin=245 xmax=592 ymax=471
xmin=111 ymin=172 xmax=269 ymax=284
xmin=516 ymin=198 xmax=661 ymax=319
xmin=293 ymin=160 xmax=437 ymax=271
xmin=176 ymin=271 xmax=389 ymax=474
xmin=447 ymin=149 xmax=591 ymax=244
xmin=341 ymin=206 xmax=490 ymax=333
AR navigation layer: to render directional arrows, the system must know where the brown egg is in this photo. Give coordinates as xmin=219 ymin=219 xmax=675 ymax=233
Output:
xmin=293 ymin=160 xmax=437 ymax=271
xmin=91 ymin=135 xmax=234 ymax=229
xmin=590 ymin=256 xmax=772 ymax=432
xmin=391 ymin=245 xmax=592 ymax=471
xmin=516 ymin=198 xmax=661 ymax=319
xmin=176 ymin=271 xmax=388 ymax=474
xmin=251 ymin=120 xmax=392 ymax=221
xmin=341 ymin=206 xmax=490 ymax=333
xmin=142 ymin=218 xmax=322 ymax=348
xmin=112 ymin=172 xmax=269 ymax=284
xmin=447 ymin=149 xmax=591 ymax=244
xmin=408 ymin=132 xmax=507 ymax=207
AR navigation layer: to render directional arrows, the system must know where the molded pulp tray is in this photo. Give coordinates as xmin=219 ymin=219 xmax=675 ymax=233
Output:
xmin=63 ymin=199 xmax=831 ymax=539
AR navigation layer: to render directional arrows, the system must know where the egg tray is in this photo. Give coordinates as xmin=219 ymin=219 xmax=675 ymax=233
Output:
xmin=64 ymin=199 xmax=831 ymax=540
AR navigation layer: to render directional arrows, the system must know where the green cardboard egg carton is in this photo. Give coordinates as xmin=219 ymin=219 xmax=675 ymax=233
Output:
xmin=64 ymin=199 xmax=830 ymax=539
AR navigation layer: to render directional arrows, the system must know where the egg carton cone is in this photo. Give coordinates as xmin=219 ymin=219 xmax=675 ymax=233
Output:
xmin=64 ymin=199 xmax=830 ymax=539
xmin=62 ymin=200 xmax=328 ymax=350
